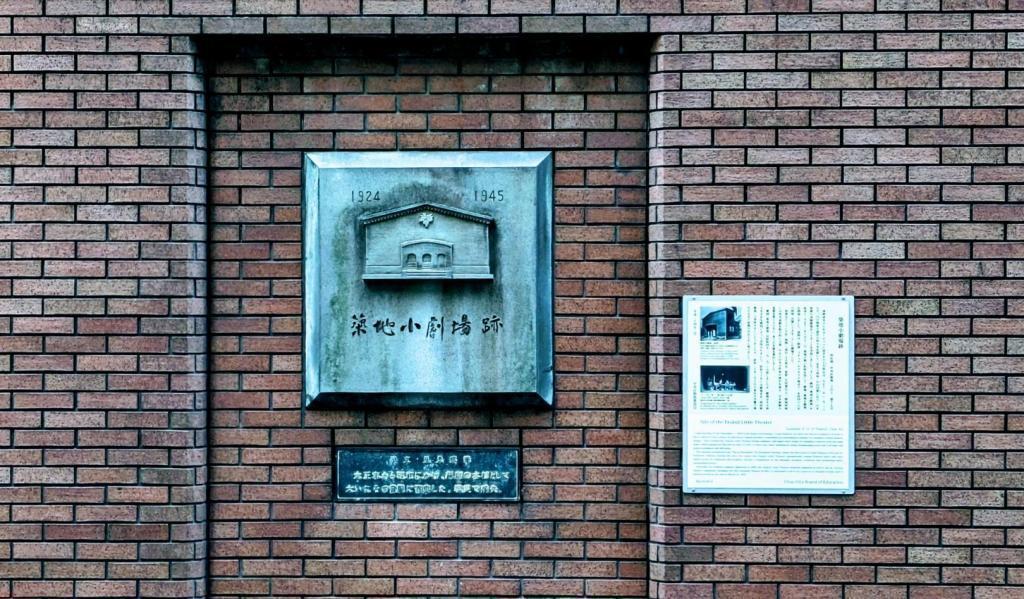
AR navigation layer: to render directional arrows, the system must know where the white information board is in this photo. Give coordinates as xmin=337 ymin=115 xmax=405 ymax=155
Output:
xmin=682 ymin=296 xmax=855 ymax=495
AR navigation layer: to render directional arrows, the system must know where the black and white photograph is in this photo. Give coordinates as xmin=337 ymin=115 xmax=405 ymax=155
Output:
xmin=699 ymin=306 xmax=742 ymax=341
xmin=700 ymin=365 xmax=750 ymax=393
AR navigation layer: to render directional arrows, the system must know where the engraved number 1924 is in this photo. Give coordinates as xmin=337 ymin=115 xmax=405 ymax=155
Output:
xmin=351 ymin=190 xmax=381 ymax=202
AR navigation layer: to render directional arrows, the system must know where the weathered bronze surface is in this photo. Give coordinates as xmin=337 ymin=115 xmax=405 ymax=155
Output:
xmin=303 ymin=151 xmax=554 ymax=408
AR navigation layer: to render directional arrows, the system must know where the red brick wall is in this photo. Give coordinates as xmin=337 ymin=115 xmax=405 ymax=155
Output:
xmin=648 ymin=6 xmax=1024 ymax=599
xmin=0 ymin=23 xmax=208 ymax=599
xmin=205 ymin=37 xmax=649 ymax=597
xmin=1 ymin=1 xmax=1022 ymax=598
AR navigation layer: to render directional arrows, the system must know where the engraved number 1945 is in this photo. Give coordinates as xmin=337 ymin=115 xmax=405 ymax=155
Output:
xmin=475 ymin=189 xmax=504 ymax=202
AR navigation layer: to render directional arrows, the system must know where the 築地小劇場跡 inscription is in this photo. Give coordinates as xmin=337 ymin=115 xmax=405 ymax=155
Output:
xmin=335 ymin=447 xmax=519 ymax=502
xmin=349 ymin=313 xmax=502 ymax=338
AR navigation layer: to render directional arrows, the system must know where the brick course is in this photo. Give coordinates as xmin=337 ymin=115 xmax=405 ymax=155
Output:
xmin=0 ymin=1 xmax=1022 ymax=598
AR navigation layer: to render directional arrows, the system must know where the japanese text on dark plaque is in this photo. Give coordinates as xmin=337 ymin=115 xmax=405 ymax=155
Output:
xmin=335 ymin=448 xmax=519 ymax=502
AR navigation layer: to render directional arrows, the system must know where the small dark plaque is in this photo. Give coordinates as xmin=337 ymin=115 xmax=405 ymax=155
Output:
xmin=334 ymin=447 xmax=520 ymax=502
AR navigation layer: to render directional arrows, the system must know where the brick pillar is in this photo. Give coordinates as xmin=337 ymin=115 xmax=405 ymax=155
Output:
xmin=0 ymin=28 xmax=207 ymax=597
xmin=647 ymin=32 xmax=687 ymax=599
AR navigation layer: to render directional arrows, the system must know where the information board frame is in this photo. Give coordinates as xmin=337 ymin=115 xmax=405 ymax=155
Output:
xmin=682 ymin=295 xmax=855 ymax=495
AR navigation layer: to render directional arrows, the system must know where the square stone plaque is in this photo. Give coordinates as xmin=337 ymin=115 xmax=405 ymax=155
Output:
xmin=304 ymin=151 xmax=553 ymax=408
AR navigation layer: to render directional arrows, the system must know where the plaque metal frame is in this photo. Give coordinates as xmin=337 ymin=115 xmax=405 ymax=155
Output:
xmin=333 ymin=446 xmax=521 ymax=503
xmin=681 ymin=295 xmax=856 ymax=495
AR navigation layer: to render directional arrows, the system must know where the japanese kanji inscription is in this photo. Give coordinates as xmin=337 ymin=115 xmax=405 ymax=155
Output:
xmin=335 ymin=447 xmax=519 ymax=502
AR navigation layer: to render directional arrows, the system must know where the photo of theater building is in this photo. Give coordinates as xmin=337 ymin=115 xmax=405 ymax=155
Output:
xmin=700 ymin=306 xmax=741 ymax=341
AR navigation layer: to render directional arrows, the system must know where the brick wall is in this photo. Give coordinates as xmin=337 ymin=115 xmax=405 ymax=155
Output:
xmin=648 ymin=6 xmax=1024 ymax=599
xmin=0 ymin=1 xmax=1022 ymax=598
xmin=0 ymin=20 xmax=208 ymax=599
xmin=205 ymin=37 xmax=649 ymax=597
